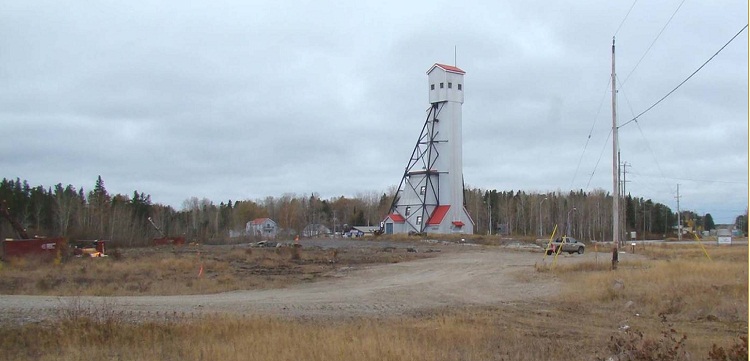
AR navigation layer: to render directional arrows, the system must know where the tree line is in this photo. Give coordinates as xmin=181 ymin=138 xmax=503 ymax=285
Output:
xmin=0 ymin=176 xmax=746 ymax=246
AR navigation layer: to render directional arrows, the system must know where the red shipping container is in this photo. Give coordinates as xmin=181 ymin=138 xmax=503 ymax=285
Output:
xmin=2 ymin=238 xmax=67 ymax=260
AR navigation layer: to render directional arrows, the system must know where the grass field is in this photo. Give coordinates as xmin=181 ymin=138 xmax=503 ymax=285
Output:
xmin=0 ymin=241 xmax=747 ymax=360
xmin=0 ymin=244 xmax=429 ymax=296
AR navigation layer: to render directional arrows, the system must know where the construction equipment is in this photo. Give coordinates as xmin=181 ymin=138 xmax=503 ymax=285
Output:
xmin=1 ymin=200 xmax=30 ymax=239
xmin=72 ymin=240 xmax=107 ymax=257
xmin=1 ymin=200 xmax=66 ymax=260
xmin=148 ymin=217 xmax=185 ymax=246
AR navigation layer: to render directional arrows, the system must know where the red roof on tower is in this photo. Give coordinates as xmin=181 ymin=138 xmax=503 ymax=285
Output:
xmin=428 ymin=63 xmax=465 ymax=75
xmin=427 ymin=205 xmax=451 ymax=225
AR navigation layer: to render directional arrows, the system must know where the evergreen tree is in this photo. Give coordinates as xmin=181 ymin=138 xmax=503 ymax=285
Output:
xmin=703 ymin=213 xmax=715 ymax=231
xmin=735 ymin=212 xmax=747 ymax=236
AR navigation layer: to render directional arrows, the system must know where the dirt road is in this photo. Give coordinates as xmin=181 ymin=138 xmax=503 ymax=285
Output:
xmin=0 ymin=247 xmax=595 ymax=322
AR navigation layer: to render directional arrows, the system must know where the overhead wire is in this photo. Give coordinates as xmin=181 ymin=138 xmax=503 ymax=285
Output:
xmin=569 ymin=77 xmax=611 ymax=189
xmin=585 ymin=128 xmax=612 ymax=190
xmin=576 ymin=0 xmax=638 ymax=191
xmin=633 ymin=120 xmax=666 ymax=177
xmin=616 ymin=75 xmax=667 ymax=180
xmin=619 ymin=23 xmax=749 ymax=128
xmin=573 ymin=0 xmax=637 ymax=192
xmin=614 ymin=0 xmax=639 ymax=37
xmin=578 ymin=6 xmax=747 ymax=201
xmin=620 ymin=0 xmax=687 ymax=88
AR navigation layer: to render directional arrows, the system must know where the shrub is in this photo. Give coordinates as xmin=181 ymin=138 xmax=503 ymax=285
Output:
xmin=290 ymin=246 xmax=301 ymax=261
xmin=708 ymin=336 xmax=748 ymax=361
xmin=604 ymin=326 xmax=689 ymax=361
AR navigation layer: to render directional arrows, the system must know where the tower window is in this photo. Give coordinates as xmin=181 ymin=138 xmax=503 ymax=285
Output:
xmin=458 ymin=84 xmax=462 ymax=90
xmin=416 ymin=216 xmax=423 ymax=225
xmin=430 ymin=84 xmax=435 ymax=90
xmin=440 ymin=83 xmax=444 ymax=89
xmin=448 ymin=82 xmax=452 ymax=89
xmin=405 ymin=206 xmax=411 ymax=216
xmin=420 ymin=186 xmax=426 ymax=195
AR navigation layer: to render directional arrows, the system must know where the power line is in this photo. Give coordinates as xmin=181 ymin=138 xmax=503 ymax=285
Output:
xmin=585 ymin=128 xmax=612 ymax=190
xmin=620 ymin=23 xmax=749 ymax=128
xmin=620 ymin=0 xmax=687 ymax=88
xmin=614 ymin=0 xmax=639 ymax=37
xmin=616 ymin=74 xmax=668 ymax=180
xmin=633 ymin=119 xmax=666 ymax=178
xmin=570 ymin=77 xmax=611 ymax=189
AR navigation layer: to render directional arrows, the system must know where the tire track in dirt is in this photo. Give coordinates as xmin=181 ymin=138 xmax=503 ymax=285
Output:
xmin=0 ymin=248 xmax=565 ymax=322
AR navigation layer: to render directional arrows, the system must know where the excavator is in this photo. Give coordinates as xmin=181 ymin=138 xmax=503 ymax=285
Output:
xmin=0 ymin=200 xmax=29 ymax=239
xmin=147 ymin=216 xmax=185 ymax=246
xmin=1 ymin=200 xmax=67 ymax=260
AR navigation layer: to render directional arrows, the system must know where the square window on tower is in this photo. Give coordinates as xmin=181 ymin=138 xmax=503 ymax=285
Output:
xmin=420 ymin=186 xmax=426 ymax=195
xmin=416 ymin=216 xmax=423 ymax=225
xmin=448 ymin=82 xmax=452 ymax=89
xmin=405 ymin=206 xmax=411 ymax=216
xmin=458 ymin=84 xmax=462 ymax=91
xmin=440 ymin=83 xmax=444 ymax=88
xmin=430 ymin=84 xmax=435 ymax=90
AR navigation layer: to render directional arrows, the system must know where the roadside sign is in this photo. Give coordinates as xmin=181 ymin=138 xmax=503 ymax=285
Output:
xmin=718 ymin=236 xmax=732 ymax=245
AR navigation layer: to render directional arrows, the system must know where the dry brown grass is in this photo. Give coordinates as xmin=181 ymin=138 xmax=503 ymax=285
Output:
xmin=0 ymin=244 xmax=430 ymax=296
xmin=4 ymin=297 xmax=744 ymax=361
xmin=557 ymin=245 xmax=747 ymax=320
xmin=551 ymin=244 xmax=748 ymax=358
xmin=0 ymin=302 xmax=622 ymax=361
xmin=0 ymin=243 xmax=746 ymax=360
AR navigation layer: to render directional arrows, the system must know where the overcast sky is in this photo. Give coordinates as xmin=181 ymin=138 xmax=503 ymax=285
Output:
xmin=1 ymin=1 xmax=747 ymax=223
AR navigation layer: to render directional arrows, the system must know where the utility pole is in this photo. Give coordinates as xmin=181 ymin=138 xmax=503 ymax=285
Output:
xmin=617 ymin=160 xmax=635 ymax=245
xmin=676 ymin=184 xmax=682 ymax=241
xmin=662 ymin=207 xmax=669 ymax=238
xmin=487 ymin=195 xmax=492 ymax=235
xmin=643 ymin=202 xmax=647 ymax=241
xmin=621 ymin=159 xmax=630 ymax=243
xmin=611 ymin=37 xmax=620 ymax=269
xmin=333 ymin=210 xmax=337 ymax=237
xmin=621 ymin=161 xmax=631 ymax=196
xmin=539 ymin=197 xmax=548 ymax=237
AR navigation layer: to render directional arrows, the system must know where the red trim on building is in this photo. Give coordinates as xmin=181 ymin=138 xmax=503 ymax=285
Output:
xmin=429 ymin=63 xmax=466 ymax=74
xmin=427 ymin=205 xmax=450 ymax=225
xmin=386 ymin=213 xmax=405 ymax=223
xmin=452 ymin=221 xmax=465 ymax=227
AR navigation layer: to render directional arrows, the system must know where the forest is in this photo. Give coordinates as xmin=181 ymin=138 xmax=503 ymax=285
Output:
xmin=1 ymin=176 xmax=746 ymax=246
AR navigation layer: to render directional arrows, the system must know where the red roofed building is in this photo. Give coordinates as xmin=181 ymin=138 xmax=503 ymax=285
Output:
xmin=246 ymin=218 xmax=278 ymax=239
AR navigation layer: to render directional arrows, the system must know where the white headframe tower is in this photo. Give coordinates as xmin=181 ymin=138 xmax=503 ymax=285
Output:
xmin=383 ymin=63 xmax=474 ymax=234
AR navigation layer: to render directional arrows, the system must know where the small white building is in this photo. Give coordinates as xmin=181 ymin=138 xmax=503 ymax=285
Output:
xmin=246 ymin=218 xmax=278 ymax=239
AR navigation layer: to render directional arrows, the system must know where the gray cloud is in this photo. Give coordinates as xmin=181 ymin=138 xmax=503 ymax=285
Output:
xmin=1 ymin=0 xmax=746 ymax=223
